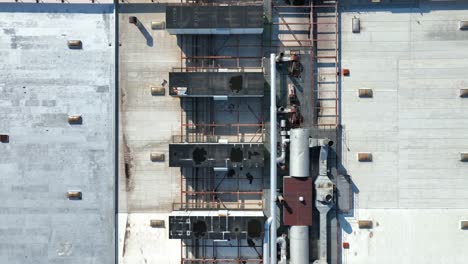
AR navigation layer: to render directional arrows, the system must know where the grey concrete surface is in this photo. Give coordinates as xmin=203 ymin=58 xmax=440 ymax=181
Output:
xmin=0 ymin=5 xmax=115 ymax=264
xmin=118 ymin=5 xmax=181 ymax=213
xmin=341 ymin=3 xmax=468 ymax=209
xmin=339 ymin=2 xmax=468 ymax=263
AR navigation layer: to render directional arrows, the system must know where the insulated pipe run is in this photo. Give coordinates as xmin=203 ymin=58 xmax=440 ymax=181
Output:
xmin=263 ymin=217 xmax=273 ymax=264
xmin=277 ymin=235 xmax=287 ymax=264
xmin=269 ymin=53 xmax=278 ymax=264
xmin=276 ymin=120 xmax=289 ymax=165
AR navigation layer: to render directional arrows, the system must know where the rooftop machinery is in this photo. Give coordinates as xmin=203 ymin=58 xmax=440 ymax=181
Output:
xmin=267 ymin=53 xmax=335 ymax=264
xmin=166 ymin=2 xmax=267 ymax=263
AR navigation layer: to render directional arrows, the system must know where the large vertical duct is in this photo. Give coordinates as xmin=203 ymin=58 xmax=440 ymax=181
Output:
xmin=289 ymin=129 xmax=310 ymax=178
xmin=289 ymin=128 xmax=310 ymax=264
xmin=290 ymin=226 xmax=309 ymax=264
xmin=269 ymin=53 xmax=278 ymax=264
xmin=314 ymin=139 xmax=334 ymax=264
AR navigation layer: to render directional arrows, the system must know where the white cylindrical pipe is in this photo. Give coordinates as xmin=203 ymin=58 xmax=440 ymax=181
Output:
xmin=290 ymin=226 xmax=309 ymax=264
xmin=263 ymin=217 xmax=272 ymax=264
xmin=277 ymin=236 xmax=287 ymax=264
xmin=276 ymin=119 xmax=288 ymax=165
xmin=289 ymin=129 xmax=310 ymax=177
xmin=269 ymin=53 xmax=278 ymax=264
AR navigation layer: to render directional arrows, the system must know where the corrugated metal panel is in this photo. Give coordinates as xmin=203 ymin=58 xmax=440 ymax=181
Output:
xmin=283 ymin=176 xmax=313 ymax=226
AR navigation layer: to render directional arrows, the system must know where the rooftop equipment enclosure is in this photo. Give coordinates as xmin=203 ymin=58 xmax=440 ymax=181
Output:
xmin=169 ymin=72 xmax=264 ymax=97
xmin=165 ymin=5 xmax=264 ymax=34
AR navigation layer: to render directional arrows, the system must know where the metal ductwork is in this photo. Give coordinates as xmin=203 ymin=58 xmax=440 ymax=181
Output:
xmin=313 ymin=139 xmax=334 ymax=264
xmin=289 ymin=129 xmax=310 ymax=178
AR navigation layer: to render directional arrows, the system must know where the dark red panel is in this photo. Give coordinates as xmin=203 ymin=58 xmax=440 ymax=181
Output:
xmin=283 ymin=176 xmax=313 ymax=226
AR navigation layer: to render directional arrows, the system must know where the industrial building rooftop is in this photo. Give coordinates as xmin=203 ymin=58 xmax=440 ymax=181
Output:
xmin=1 ymin=1 xmax=468 ymax=264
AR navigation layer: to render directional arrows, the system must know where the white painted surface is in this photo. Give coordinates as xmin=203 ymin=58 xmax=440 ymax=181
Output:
xmin=341 ymin=209 xmax=468 ymax=264
xmin=341 ymin=3 xmax=468 ymax=263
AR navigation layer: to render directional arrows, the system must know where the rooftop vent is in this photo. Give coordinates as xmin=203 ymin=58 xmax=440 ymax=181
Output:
xmin=67 ymin=40 xmax=82 ymax=49
xmin=150 ymin=220 xmax=165 ymax=228
xmin=67 ymin=191 xmax=82 ymax=200
xmin=358 ymin=153 xmax=372 ymax=162
xmin=0 ymin=134 xmax=9 ymax=143
xmin=352 ymin=18 xmax=360 ymax=33
xmin=358 ymin=88 xmax=373 ymax=98
xmin=460 ymin=89 xmax=468 ymax=98
xmin=129 ymin=16 xmax=138 ymax=24
xmin=68 ymin=115 xmax=82 ymax=125
xmin=150 ymin=152 xmax=165 ymax=162
xmin=358 ymin=220 xmax=373 ymax=229
xmin=460 ymin=153 xmax=468 ymax=162
xmin=459 ymin=20 xmax=468 ymax=30
xmin=151 ymin=87 xmax=165 ymax=96
xmin=151 ymin=21 xmax=165 ymax=30
xmin=461 ymin=221 xmax=468 ymax=230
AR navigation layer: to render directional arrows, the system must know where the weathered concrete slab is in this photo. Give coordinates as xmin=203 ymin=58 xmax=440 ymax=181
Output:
xmin=0 ymin=5 xmax=115 ymax=264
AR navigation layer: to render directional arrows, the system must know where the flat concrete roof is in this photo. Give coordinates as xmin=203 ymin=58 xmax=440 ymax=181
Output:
xmin=0 ymin=5 xmax=115 ymax=264
xmin=340 ymin=2 xmax=468 ymax=263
